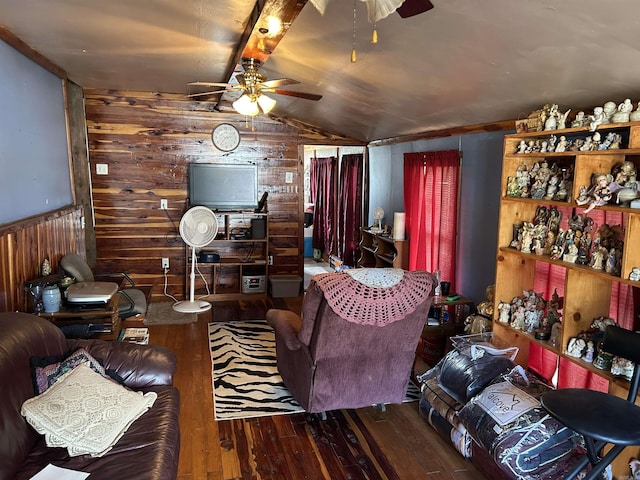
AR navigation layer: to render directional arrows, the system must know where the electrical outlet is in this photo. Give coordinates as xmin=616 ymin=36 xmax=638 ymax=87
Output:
xmin=160 ymin=199 xmax=168 ymax=210
xmin=268 ymin=255 xmax=273 ymax=266
xmin=162 ymin=258 xmax=169 ymax=269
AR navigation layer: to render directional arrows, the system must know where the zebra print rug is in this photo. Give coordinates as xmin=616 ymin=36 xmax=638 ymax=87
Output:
xmin=209 ymin=320 xmax=420 ymax=421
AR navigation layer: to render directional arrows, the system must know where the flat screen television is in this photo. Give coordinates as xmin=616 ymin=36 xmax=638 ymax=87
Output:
xmin=189 ymin=163 xmax=258 ymax=211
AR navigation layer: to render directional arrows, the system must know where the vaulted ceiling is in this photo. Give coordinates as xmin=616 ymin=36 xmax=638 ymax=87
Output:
xmin=2 ymin=0 xmax=640 ymax=143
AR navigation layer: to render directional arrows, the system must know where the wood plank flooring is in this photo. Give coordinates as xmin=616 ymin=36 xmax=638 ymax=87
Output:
xmin=128 ymin=296 xmax=486 ymax=480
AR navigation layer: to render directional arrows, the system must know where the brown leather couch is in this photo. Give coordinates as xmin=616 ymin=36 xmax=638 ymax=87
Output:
xmin=0 ymin=312 xmax=180 ymax=480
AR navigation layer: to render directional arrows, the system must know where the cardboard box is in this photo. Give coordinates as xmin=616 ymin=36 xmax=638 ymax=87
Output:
xmin=269 ymin=275 xmax=302 ymax=298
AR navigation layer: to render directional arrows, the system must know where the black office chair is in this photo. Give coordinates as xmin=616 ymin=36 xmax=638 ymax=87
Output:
xmin=540 ymin=325 xmax=640 ymax=480
xmin=60 ymin=253 xmax=147 ymax=319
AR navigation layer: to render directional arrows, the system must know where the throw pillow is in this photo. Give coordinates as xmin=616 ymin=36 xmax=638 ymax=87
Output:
xmin=31 ymin=348 xmax=107 ymax=395
xmin=21 ymin=363 xmax=157 ymax=457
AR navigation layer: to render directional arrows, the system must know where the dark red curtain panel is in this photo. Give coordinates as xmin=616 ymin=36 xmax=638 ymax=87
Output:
xmin=338 ymin=154 xmax=364 ymax=266
xmin=403 ymin=150 xmax=460 ymax=288
xmin=311 ymin=156 xmax=337 ymax=257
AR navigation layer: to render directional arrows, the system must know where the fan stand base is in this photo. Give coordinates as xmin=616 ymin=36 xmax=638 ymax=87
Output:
xmin=172 ymin=300 xmax=212 ymax=314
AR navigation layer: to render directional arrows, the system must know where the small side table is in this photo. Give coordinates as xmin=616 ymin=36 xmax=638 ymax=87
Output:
xmin=36 ymin=292 xmax=121 ymax=340
xmin=418 ymin=295 xmax=475 ymax=366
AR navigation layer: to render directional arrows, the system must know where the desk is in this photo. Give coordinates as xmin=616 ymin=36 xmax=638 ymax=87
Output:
xmin=36 ymin=293 xmax=121 ymax=340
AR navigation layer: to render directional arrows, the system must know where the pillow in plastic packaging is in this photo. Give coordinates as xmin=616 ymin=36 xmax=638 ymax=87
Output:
xmin=437 ymin=347 xmax=515 ymax=404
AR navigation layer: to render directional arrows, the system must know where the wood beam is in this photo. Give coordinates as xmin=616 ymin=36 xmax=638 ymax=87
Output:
xmin=368 ymin=119 xmax=517 ymax=147
xmin=0 ymin=25 xmax=67 ymax=79
xmin=241 ymin=0 xmax=309 ymax=63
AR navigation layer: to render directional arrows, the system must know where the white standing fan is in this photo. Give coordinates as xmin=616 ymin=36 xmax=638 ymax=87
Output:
xmin=173 ymin=206 xmax=219 ymax=314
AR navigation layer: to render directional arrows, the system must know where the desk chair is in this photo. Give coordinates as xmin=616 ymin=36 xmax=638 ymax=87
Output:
xmin=540 ymin=325 xmax=640 ymax=480
xmin=60 ymin=253 xmax=147 ymax=319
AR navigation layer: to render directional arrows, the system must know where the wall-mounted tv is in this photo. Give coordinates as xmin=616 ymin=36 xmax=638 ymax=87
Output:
xmin=189 ymin=163 xmax=258 ymax=211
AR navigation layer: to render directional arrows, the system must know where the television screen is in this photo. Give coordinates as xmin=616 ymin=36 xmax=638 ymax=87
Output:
xmin=189 ymin=163 xmax=258 ymax=211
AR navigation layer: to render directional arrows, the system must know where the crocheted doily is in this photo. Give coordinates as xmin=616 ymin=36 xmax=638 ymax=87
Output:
xmin=312 ymin=269 xmax=434 ymax=326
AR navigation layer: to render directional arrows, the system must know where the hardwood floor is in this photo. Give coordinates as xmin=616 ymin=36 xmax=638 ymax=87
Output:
xmin=131 ymin=296 xmax=486 ymax=480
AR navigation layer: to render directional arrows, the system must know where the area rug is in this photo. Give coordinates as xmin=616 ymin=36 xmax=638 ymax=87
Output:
xmin=209 ymin=320 xmax=420 ymax=421
xmin=143 ymin=301 xmax=198 ymax=325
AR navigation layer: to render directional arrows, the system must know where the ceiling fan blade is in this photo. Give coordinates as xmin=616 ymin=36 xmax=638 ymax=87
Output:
xmin=186 ymin=89 xmax=229 ymax=97
xmin=187 ymin=81 xmax=234 ymax=87
xmin=397 ymin=0 xmax=434 ymax=18
xmin=261 ymin=78 xmax=300 ymax=88
xmin=269 ymin=88 xmax=322 ymax=101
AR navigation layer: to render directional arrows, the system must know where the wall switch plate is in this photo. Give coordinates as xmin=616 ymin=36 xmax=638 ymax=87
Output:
xmin=285 ymin=171 xmax=294 ymax=183
xmin=160 ymin=199 xmax=168 ymax=210
xmin=96 ymin=164 xmax=108 ymax=175
xmin=162 ymin=258 xmax=169 ymax=269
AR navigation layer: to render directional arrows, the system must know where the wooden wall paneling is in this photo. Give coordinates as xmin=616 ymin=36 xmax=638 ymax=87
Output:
xmin=0 ymin=206 xmax=84 ymax=311
xmin=84 ymin=89 xmax=303 ymax=302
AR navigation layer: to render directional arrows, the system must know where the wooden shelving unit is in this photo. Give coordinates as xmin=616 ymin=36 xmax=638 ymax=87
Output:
xmin=492 ymin=121 xmax=640 ymax=477
xmin=187 ymin=211 xmax=269 ymax=300
xmin=357 ymin=228 xmax=408 ymax=269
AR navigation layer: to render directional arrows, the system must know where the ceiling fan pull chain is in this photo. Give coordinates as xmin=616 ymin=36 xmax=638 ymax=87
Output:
xmin=371 ymin=0 xmax=378 ymax=44
xmin=351 ymin=0 xmax=357 ymax=63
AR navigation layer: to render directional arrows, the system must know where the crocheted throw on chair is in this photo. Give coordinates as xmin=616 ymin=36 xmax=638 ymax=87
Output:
xmin=312 ymin=269 xmax=434 ymax=326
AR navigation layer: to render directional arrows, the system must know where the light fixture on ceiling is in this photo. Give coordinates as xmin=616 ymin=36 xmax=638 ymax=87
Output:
xmin=232 ymin=93 xmax=276 ymax=117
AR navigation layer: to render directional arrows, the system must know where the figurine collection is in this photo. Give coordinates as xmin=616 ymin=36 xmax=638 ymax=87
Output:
xmin=508 ymin=205 xmax=624 ymax=277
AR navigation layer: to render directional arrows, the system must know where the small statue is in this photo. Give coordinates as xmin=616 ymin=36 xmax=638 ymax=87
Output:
xmin=498 ymin=300 xmax=511 ymax=323
xmin=630 ymin=267 xmax=640 ymax=282
xmin=583 ymin=174 xmax=613 ymax=213
xmin=613 ymin=98 xmax=634 ymax=123
xmin=611 ymin=356 xmax=635 ymax=380
xmin=41 ymin=259 xmax=51 ymax=277
xmin=517 ymin=140 xmax=527 ymax=154
xmin=589 ymin=106 xmax=605 ymax=131
xmin=555 ymin=135 xmax=568 ymax=152
xmin=602 ymin=101 xmax=617 ymax=123
xmin=583 ymin=341 xmax=595 ymax=363
xmin=549 ymin=322 xmax=562 ymax=347
xmin=630 ymin=101 xmax=640 ymax=122
xmin=589 ymin=131 xmax=602 ymax=150
xmin=571 ymin=111 xmax=586 ymax=127
xmin=566 ymin=337 xmax=586 ymax=358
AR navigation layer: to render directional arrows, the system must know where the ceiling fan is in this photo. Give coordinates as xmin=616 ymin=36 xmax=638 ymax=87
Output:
xmin=187 ymin=58 xmax=322 ymax=116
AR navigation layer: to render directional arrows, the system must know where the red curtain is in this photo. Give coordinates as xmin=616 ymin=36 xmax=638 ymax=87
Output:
xmin=337 ymin=154 xmax=364 ymax=266
xmin=403 ymin=150 xmax=460 ymax=287
xmin=311 ymin=156 xmax=337 ymax=257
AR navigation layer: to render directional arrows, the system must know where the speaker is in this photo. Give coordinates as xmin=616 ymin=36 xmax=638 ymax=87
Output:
xmin=251 ymin=217 xmax=266 ymax=239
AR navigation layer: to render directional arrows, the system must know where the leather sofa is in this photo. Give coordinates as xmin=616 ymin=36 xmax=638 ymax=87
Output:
xmin=0 ymin=312 xmax=180 ymax=480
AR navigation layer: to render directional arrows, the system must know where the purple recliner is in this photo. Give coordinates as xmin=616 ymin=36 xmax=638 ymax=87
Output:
xmin=267 ymin=269 xmax=436 ymax=413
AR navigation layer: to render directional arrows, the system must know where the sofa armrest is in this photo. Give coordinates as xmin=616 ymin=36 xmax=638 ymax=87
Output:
xmin=66 ymin=339 xmax=177 ymax=388
xmin=266 ymin=309 xmax=303 ymax=350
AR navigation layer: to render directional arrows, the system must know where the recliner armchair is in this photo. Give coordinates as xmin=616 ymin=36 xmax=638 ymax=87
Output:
xmin=266 ymin=268 xmax=436 ymax=413
xmin=60 ymin=253 xmax=147 ymax=319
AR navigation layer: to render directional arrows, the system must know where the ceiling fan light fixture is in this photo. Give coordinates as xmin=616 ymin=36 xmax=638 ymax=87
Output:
xmin=233 ymin=94 xmax=260 ymax=116
xmin=257 ymin=94 xmax=276 ymax=114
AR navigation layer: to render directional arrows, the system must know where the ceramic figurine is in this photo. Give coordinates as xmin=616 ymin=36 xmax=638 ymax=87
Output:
xmin=517 ymin=140 xmax=527 ymax=154
xmin=583 ymin=174 xmax=613 ymax=213
xmin=612 ymin=98 xmax=633 ymax=123
xmin=602 ymin=101 xmax=617 ymax=123
xmin=583 ymin=341 xmax=595 ymax=363
xmin=630 ymin=101 xmax=640 ymax=122
xmin=630 ymin=267 xmax=640 ymax=281
xmin=41 ymin=259 xmax=51 ymax=276
xmin=589 ymin=131 xmax=602 ymax=150
xmin=589 ymin=107 xmax=605 ymax=131
xmin=566 ymin=337 xmax=586 ymax=358
xmin=571 ymin=111 xmax=586 ymax=127
xmin=554 ymin=135 xmax=568 ymax=152
xmin=549 ymin=322 xmax=562 ymax=347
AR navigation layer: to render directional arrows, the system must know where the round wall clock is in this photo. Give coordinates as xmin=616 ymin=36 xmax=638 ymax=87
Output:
xmin=211 ymin=123 xmax=240 ymax=152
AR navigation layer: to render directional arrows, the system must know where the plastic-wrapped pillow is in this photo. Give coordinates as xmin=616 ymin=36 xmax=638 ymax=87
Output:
xmin=437 ymin=347 xmax=515 ymax=404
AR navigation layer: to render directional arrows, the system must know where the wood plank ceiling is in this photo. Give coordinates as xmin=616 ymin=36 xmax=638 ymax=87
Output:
xmin=3 ymin=0 xmax=640 ymax=142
